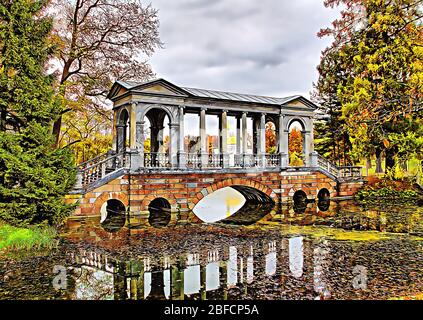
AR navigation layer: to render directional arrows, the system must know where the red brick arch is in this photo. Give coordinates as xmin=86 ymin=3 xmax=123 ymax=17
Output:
xmin=316 ymin=182 xmax=337 ymax=198
xmin=193 ymin=177 xmax=277 ymax=206
xmin=93 ymin=191 xmax=129 ymax=213
xmin=141 ymin=192 xmax=177 ymax=211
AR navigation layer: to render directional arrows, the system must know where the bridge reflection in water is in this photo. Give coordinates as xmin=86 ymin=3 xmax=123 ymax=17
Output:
xmin=60 ymin=200 xmax=422 ymax=300
xmin=66 ymin=236 xmax=328 ymax=300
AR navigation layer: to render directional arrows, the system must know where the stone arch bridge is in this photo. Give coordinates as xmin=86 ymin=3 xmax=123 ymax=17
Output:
xmin=66 ymin=79 xmax=364 ymax=223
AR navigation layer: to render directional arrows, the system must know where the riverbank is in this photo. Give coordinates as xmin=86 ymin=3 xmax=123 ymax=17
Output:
xmin=356 ymin=176 xmax=422 ymax=204
xmin=0 ymin=222 xmax=58 ymax=259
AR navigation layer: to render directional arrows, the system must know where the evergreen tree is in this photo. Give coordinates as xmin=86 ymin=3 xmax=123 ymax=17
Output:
xmin=0 ymin=0 xmax=76 ymax=226
xmin=315 ymin=0 xmax=422 ymax=172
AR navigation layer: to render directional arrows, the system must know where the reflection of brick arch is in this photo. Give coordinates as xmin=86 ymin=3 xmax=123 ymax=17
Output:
xmin=141 ymin=191 xmax=177 ymax=211
xmin=93 ymin=192 xmax=129 ymax=212
xmin=193 ymin=178 xmax=277 ymax=205
xmin=316 ymin=182 xmax=336 ymax=197
xmin=288 ymin=184 xmax=315 ymax=197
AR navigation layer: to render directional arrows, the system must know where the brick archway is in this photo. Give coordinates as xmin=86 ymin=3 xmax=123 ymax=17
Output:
xmin=193 ymin=177 xmax=277 ymax=206
xmin=316 ymin=182 xmax=337 ymax=198
xmin=141 ymin=192 xmax=177 ymax=211
xmin=93 ymin=192 xmax=129 ymax=214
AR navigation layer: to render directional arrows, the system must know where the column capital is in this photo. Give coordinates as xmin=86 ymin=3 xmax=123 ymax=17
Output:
xmin=136 ymin=121 xmax=145 ymax=125
xmin=200 ymin=106 xmax=208 ymax=111
xmin=222 ymin=109 xmax=229 ymax=114
xmin=169 ymin=123 xmax=180 ymax=128
xmin=242 ymin=111 xmax=248 ymax=116
xmin=178 ymin=105 xmax=185 ymax=110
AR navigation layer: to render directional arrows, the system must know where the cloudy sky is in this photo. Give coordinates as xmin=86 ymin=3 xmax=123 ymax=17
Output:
xmin=148 ymin=0 xmax=341 ymax=99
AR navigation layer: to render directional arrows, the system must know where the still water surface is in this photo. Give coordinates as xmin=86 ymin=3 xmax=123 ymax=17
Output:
xmin=0 ymin=200 xmax=422 ymax=300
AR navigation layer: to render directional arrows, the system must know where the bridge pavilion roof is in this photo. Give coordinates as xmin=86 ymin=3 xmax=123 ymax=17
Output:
xmin=108 ymin=78 xmax=318 ymax=110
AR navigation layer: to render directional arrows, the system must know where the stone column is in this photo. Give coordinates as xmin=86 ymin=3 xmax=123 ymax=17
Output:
xmin=157 ymin=126 xmax=165 ymax=153
xmin=112 ymin=110 xmax=118 ymax=151
xmin=169 ymin=123 xmax=179 ymax=167
xmin=135 ymin=121 xmax=145 ymax=169
xmin=279 ymin=114 xmax=289 ymax=168
xmin=236 ymin=116 xmax=241 ymax=155
xmin=200 ymin=108 xmax=208 ymax=168
xmin=129 ymin=103 xmax=137 ymax=149
xmin=242 ymin=112 xmax=248 ymax=166
xmin=303 ymin=130 xmax=313 ymax=166
xmin=116 ymin=124 xmax=126 ymax=154
xmin=178 ymin=106 xmax=186 ymax=169
xmin=220 ymin=110 xmax=229 ymax=168
xmin=258 ymin=113 xmax=266 ymax=167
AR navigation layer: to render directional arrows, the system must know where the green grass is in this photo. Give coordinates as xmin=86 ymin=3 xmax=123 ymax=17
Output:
xmin=0 ymin=222 xmax=58 ymax=254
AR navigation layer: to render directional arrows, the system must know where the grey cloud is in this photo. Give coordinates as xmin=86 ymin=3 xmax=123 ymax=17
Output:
xmin=149 ymin=0 xmax=340 ymax=98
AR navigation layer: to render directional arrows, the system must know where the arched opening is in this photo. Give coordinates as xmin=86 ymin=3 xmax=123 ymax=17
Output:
xmin=317 ymin=188 xmax=330 ymax=201
xmin=317 ymin=188 xmax=331 ymax=212
xmin=293 ymin=190 xmax=307 ymax=214
xmin=193 ymin=185 xmax=275 ymax=224
xmin=116 ymin=109 xmax=129 ymax=154
xmin=101 ymin=199 xmax=126 ymax=232
xmin=288 ymin=120 xmax=304 ymax=166
xmin=265 ymin=121 xmax=277 ymax=154
xmin=148 ymin=197 xmax=171 ymax=228
xmin=144 ymin=108 xmax=171 ymax=168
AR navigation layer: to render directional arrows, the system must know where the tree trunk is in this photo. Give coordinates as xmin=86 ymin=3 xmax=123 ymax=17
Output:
xmin=385 ymin=149 xmax=395 ymax=173
xmin=375 ymin=149 xmax=383 ymax=174
xmin=401 ymin=160 xmax=408 ymax=172
xmin=52 ymin=116 xmax=62 ymax=148
xmin=0 ymin=108 xmax=6 ymax=132
xmin=366 ymin=157 xmax=372 ymax=176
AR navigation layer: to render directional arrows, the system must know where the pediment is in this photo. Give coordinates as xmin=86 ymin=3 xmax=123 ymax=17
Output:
xmin=283 ymin=97 xmax=318 ymax=110
xmin=136 ymin=83 xmax=188 ymax=97
xmin=132 ymin=79 xmax=190 ymax=98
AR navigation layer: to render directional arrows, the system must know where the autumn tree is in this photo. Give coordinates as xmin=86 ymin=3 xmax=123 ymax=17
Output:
xmin=59 ymin=107 xmax=113 ymax=163
xmin=50 ymin=0 xmax=162 ymax=151
xmin=316 ymin=0 xmax=422 ymax=173
xmin=265 ymin=122 xmax=277 ymax=154
xmin=0 ymin=0 xmax=76 ymax=226
xmin=289 ymin=127 xmax=303 ymax=166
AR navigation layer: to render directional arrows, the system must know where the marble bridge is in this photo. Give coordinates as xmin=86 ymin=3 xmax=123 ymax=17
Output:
xmin=66 ymin=78 xmax=364 ymax=223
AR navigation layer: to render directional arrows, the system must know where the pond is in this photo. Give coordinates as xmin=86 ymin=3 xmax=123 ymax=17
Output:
xmin=0 ymin=200 xmax=422 ymax=300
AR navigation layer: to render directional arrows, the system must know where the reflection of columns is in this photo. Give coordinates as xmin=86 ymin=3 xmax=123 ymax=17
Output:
xmin=219 ymin=261 xmax=228 ymax=300
xmin=220 ymin=110 xmax=229 ymax=168
xmin=289 ymin=236 xmax=304 ymax=278
xmin=178 ymin=106 xmax=186 ymax=169
xmin=130 ymin=103 xmax=137 ymax=149
xmin=200 ymin=264 xmax=207 ymax=300
xmin=171 ymin=259 xmax=184 ymax=300
xmin=169 ymin=123 xmax=179 ymax=167
xmin=200 ymin=108 xmax=208 ymax=167
xmin=279 ymin=114 xmax=289 ymax=167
